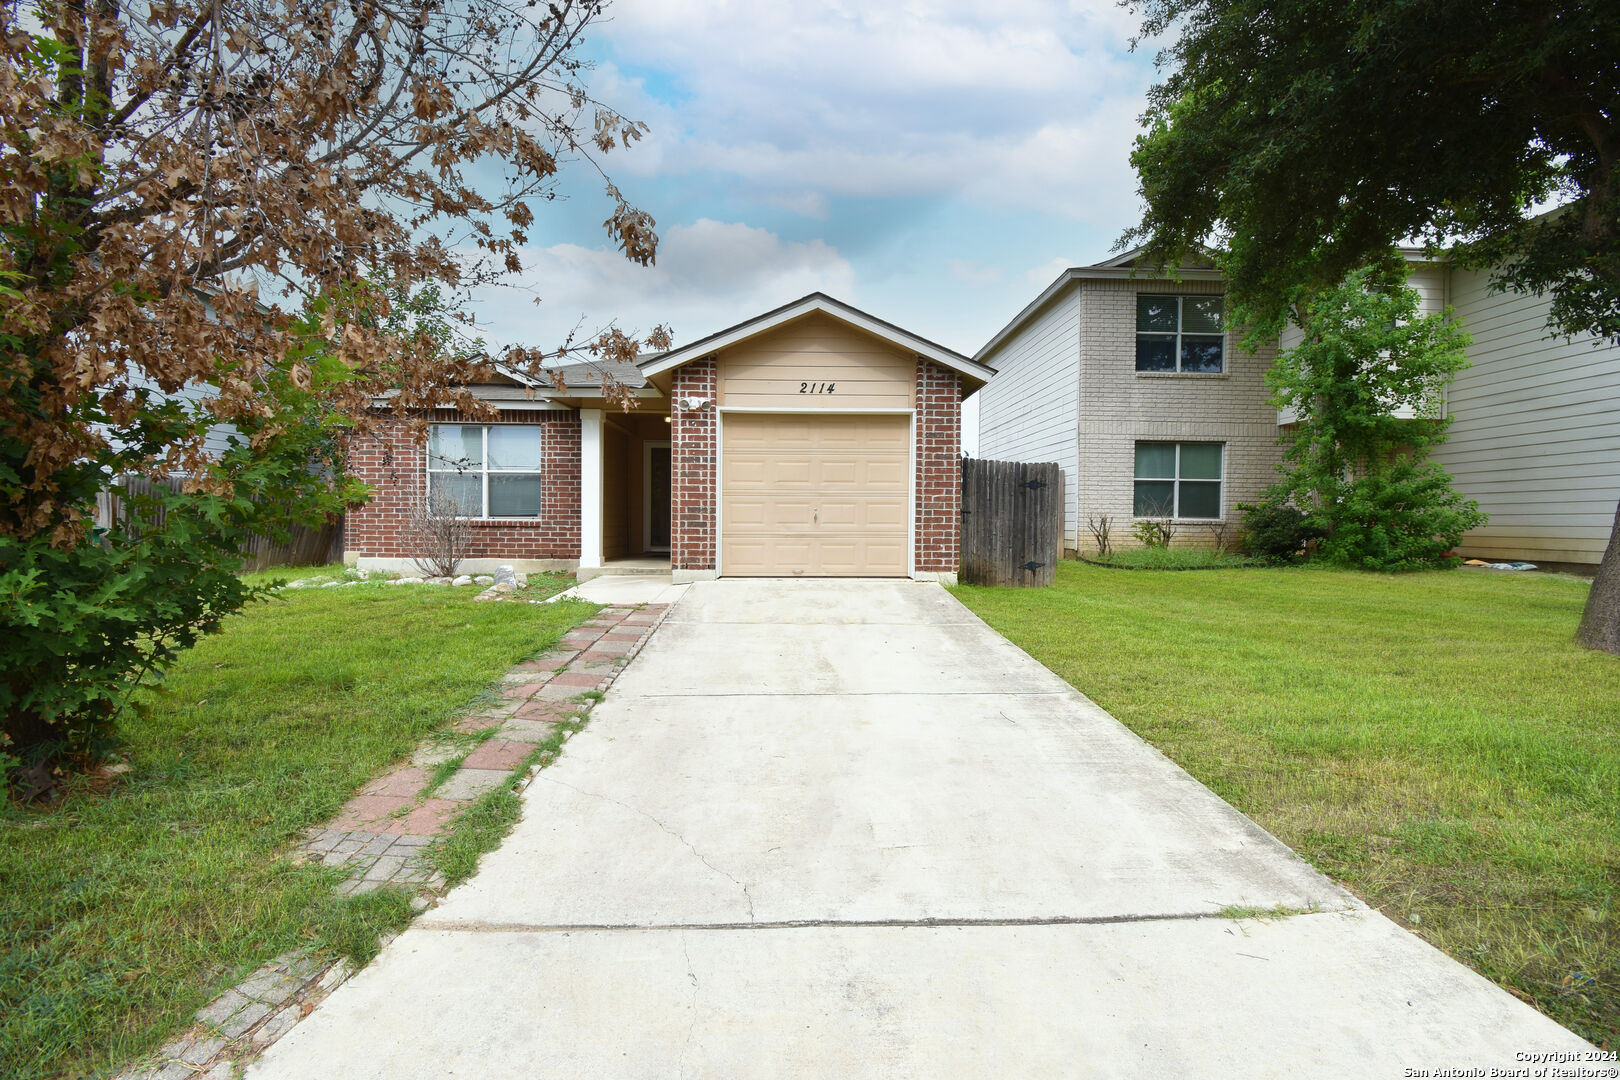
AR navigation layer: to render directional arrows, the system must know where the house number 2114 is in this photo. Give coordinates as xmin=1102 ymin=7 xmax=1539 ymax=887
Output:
xmin=799 ymin=381 xmax=836 ymax=394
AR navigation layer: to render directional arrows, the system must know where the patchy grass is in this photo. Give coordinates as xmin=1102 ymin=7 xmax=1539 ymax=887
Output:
xmin=421 ymin=751 xmax=471 ymax=797
xmin=1084 ymin=547 xmax=1259 ymax=570
xmin=1215 ymin=903 xmax=1320 ymax=922
xmin=0 ymin=583 xmax=595 ymax=1080
xmin=954 ymin=560 xmax=1619 ymax=1047
xmin=426 ymin=711 xmax=589 ymax=888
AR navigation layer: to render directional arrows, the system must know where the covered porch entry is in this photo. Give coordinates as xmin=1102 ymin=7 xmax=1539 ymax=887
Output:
xmin=580 ymin=407 xmax=672 ymax=580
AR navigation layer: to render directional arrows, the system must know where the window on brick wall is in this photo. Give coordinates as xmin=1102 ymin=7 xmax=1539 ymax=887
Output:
xmin=1136 ymin=295 xmax=1225 ymax=373
xmin=1133 ymin=442 xmax=1223 ymax=519
xmin=428 ymin=424 xmax=543 ymax=518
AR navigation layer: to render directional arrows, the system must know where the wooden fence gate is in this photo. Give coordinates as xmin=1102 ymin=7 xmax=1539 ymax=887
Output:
xmin=959 ymin=457 xmax=1062 ymax=587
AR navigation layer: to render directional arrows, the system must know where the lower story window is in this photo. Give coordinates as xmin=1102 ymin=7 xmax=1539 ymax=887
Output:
xmin=1134 ymin=442 xmax=1223 ymax=519
xmin=428 ymin=424 xmax=544 ymax=518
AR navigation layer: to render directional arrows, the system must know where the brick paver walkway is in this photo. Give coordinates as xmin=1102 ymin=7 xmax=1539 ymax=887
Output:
xmin=296 ymin=603 xmax=669 ymax=894
xmin=114 ymin=600 xmax=672 ymax=1080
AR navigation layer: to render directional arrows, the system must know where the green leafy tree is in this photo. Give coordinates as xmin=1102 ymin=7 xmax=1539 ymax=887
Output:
xmin=1124 ymin=0 xmax=1620 ymax=644
xmin=1265 ymin=270 xmax=1484 ymax=570
xmin=1124 ymin=0 xmax=1617 ymax=342
xmin=0 ymin=313 xmax=363 ymax=796
xmin=0 ymin=0 xmax=664 ymax=790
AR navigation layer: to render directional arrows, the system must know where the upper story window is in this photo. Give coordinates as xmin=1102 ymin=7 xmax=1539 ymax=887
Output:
xmin=428 ymin=424 xmax=543 ymax=518
xmin=1136 ymin=295 xmax=1225 ymax=373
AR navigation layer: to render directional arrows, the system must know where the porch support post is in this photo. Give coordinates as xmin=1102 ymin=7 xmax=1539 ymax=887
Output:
xmin=579 ymin=408 xmax=603 ymax=571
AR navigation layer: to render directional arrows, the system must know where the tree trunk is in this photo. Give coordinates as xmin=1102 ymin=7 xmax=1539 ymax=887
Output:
xmin=1575 ymin=497 xmax=1620 ymax=655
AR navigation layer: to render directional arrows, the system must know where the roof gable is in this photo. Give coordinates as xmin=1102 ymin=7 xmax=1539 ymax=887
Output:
xmin=638 ymin=293 xmax=994 ymax=390
xmin=973 ymin=259 xmax=1226 ymax=364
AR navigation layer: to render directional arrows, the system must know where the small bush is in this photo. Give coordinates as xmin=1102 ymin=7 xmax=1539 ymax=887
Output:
xmin=1131 ymin=518 xmax=1176 ymax=548
xmin=1085 ymin=514 xmax=1114 ymax=559
xmin=1319 ymin=463 xmax=1485 ymax=571
xmin=1240 ymin=502 xmax=1324 ymax=563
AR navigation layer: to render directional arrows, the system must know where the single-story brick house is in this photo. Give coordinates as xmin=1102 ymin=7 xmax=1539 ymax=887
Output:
xmin=346 ymin=294 xmax=994 ymax=583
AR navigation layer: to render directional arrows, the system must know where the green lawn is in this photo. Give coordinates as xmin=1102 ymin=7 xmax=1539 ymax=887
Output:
xmin=954 ymin=561 xmax=1619 ymax=1047
xmin=0 ymin=578 xmax=593 ymax=1080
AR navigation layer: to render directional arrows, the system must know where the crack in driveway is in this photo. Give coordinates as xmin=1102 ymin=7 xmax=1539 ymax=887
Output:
xmin=538 ymin=774 xmax=757 ymax=922
xmin=422 ymin=908 xmax=1354 ymax=934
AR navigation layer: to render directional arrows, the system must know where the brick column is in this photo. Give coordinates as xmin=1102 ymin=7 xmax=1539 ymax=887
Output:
xmin=914 ymin=359 xmax=962 ymax=579
xmin=670 ymin=359 xmax=717 ymax=578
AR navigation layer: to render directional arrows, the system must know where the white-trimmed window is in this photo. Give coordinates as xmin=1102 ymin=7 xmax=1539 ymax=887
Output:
xmin=1134 ymin=442 xmax=1223 ymax=519
xmin=1136 ymin=295 xmax=1225 ymax=373
xmin=427 ymin=424 xmax=543 ymax=518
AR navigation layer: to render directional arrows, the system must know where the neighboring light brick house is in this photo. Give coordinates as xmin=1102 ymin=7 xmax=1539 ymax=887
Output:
xmin=976 ymin=252 xmax=1279 ymax=555
xmin=346 ymin=294 xmax=992 ymax=583
xmin=975 ymin=250 xmax=1620 ymax=569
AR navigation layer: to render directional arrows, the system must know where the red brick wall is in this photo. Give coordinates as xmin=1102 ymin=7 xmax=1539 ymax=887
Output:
xmin=345 ymin=410 xmax=581 ymax=561
xmin=914 ymin=360 xmax=962 ymax=574
xmin=670 ymin=360 xmax=717 ymax=571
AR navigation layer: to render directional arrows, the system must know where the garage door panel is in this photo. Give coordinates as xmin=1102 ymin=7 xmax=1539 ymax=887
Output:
xmin=721 ymin=413 xmax=910 ymax=577
xmin=814 ymin=457 xmax=906 ymax=490
xmin=814 ymin=537 xmax=907 ymax=576
xmin=814 ymin=425 xmax=873 ymax=450
xmin=813 ymin=499 xmax=907 ymax=530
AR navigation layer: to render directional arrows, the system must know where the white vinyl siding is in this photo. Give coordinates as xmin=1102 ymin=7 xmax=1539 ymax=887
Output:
xmin=1431 ymin=267 xmax=1620 ymax=564
xmin=976 ymin=289 xmax=1081 ymax=548
xmin=1276 ymin=263 xmax=1449 ymax=426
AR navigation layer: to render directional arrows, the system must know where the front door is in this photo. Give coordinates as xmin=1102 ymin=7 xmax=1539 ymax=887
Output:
xmin=648 ymin=444 xmax=671 ymax=550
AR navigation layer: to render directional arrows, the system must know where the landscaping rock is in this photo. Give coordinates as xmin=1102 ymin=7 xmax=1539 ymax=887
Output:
xmin=474 ymin=575 xmax=495 ymax=585
xmin=472 ymin=587 xmax=502 ymax=602
xmin=451 ymin=575 xmax=473 ymax=587
xmin=494 ymin=564 xmax=520 ymax=588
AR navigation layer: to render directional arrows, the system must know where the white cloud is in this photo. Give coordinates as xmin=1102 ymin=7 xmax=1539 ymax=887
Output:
xmin=767 ymin=191 xmax=831 ymax=220
xmin=1024 ymin=255 xmax=1076 ymax=285
xmin=589 ymin=0 xmax=1154 ymax=224
xmin=467 ymin=219 xmax=856 ymax=351
xmin=947 ymin=258 xmax=1003 ymax=286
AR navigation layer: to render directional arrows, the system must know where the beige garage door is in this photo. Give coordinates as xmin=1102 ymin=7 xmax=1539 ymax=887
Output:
xmin=721 ymin=413 xmax=910 ymax=577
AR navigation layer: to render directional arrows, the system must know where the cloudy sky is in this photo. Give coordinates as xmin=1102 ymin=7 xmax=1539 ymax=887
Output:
xmin=466 ymin=1 xmax=1164 ymax=442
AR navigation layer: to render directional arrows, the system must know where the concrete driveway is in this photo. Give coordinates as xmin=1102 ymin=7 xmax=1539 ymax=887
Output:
xmin=250 ymin=580 xmax=1590 ymax=1078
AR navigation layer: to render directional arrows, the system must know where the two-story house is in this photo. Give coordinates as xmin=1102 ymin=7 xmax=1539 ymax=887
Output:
xmin=975 ymin=252 xmax=1620 ymax=570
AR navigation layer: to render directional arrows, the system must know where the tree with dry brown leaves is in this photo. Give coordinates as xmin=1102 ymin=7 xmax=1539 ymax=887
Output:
xmin=0 ymin=0 xmax=667 ymax=786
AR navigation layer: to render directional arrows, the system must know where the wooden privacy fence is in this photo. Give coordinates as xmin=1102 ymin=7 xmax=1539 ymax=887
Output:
xmin=959 ymin=457 xmax=1063 ymax=587
xmin=94 ymin=476 xmax=344 ymax=571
